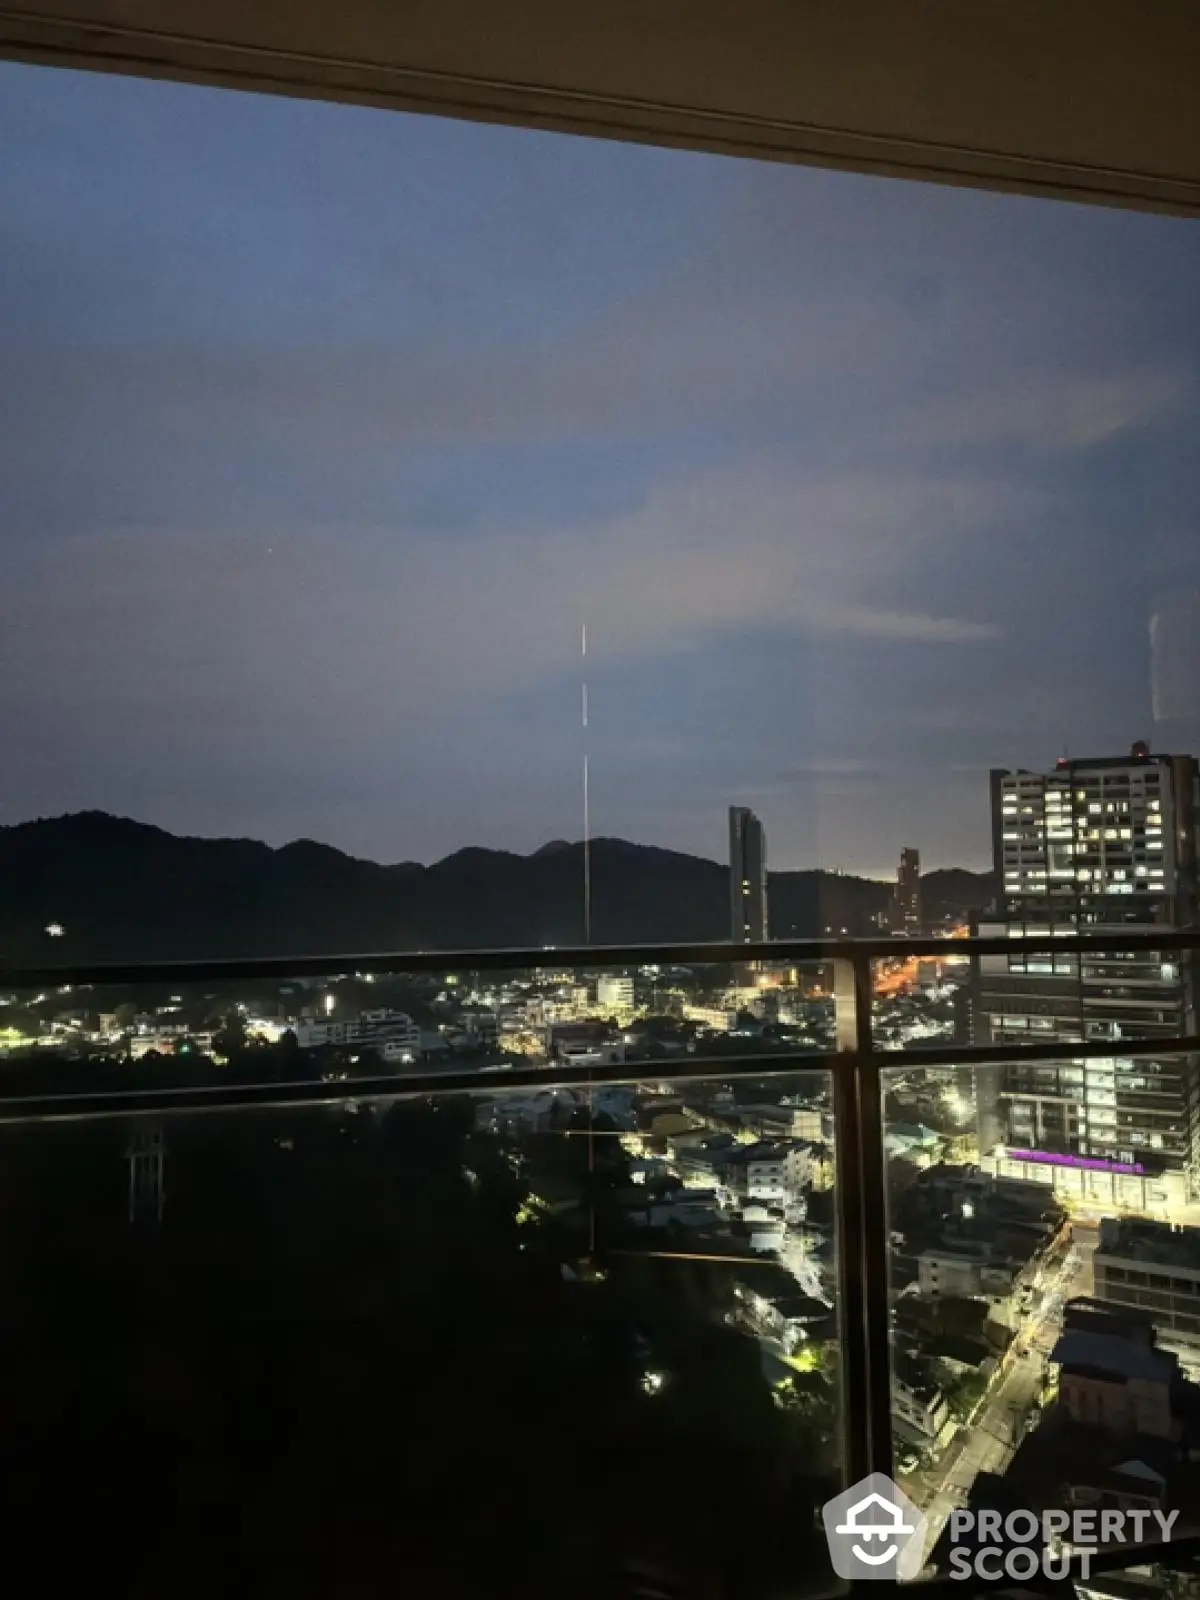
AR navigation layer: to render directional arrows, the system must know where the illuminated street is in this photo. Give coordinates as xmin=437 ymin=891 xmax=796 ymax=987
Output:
xmin=908 ymin=1227 xmax=1096 ymax=1566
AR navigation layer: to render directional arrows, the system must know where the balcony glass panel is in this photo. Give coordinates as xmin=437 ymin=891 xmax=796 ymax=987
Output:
xmin=885 ymin=1051 xmax=1200 ymax=1583
xmin=0 ymin=1052 xmax=842 ymax=1596
xmin=0 ymin=957 xmax=832 ymax=1094
xmin=870 ymin=946 xmax=973 ymax=1054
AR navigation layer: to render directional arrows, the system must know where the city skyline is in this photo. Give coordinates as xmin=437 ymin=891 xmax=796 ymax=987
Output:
xmin=1 ymin=64 xmax=1198 ymax=875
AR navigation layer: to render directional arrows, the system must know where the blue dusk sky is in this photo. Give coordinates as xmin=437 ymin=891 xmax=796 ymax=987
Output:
xmin=1 ymin=62 xmax=1197 ymax=874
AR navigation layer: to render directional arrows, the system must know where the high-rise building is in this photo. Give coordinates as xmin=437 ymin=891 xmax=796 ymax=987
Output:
xmin=729 ymin=806 xmax=769 ymax=943
xmin=975 ymin=743 xmax=1199 ymax=1191
xmin=892 ymin=846 xmax=922 ymax=935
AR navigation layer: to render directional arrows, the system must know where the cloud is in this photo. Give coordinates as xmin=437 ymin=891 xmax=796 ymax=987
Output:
xmin=813 ymin=604 xmax=999 ymax=643
xmin=783 ymin=758 xmax=879 ymax=778
xmin=0 ymin=274 xmax=915 ymax=467
xmin=1 ymin=62 xmax=1195 ymax=868
xmin=895 ymin=367 xmax=1189 ymax=456
xmin=0 ymin=458 xmax=1012 ymax=766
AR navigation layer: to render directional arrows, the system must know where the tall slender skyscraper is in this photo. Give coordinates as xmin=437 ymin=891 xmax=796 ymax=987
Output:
xmin=892 ymin=846 xmax=922 ymax=935
xmin=975 ymin=742 xmax=1199 ymax=1192
xmin=729 ymin=806 xmax=769 ymax=943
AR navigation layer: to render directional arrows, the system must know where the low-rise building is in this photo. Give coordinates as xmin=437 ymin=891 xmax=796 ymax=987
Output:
xmin=458 ymin=1006 xmax=500 ymax=1043
xmin=130 ymin=1029 xmax=213 ymax=1059
xmin=979 ymin=1145 xmax=1187 ymax=1217
xmin=736 ymin=1203 xmax=787 ymax=1254
xmin=547 ymin=1022 xmax=625 ymax=1067
xmin=715 ymin=1141 xmax=811 ymax=1206
xmin=541 ymin=984 xmax=592 ymax=1025
xmin=733 ymin=1267 xmax=833 ymax=1351
xmin=682 ymin=1004 xmax=736 ymax=1032
xmin=909 ymin=1162 xmax=1055 ymax=1220
xmin=294 ymin=1008 xmax=420 ymax=1061
xmin=993 ymin=1299 xmax=1200 ymax=1538
xmin=1093 ymin=1217 xmax=1200 ymax=1348
xmin=1052 ymin=1325 xmax=1179 ymax=1440
xmin=477 ymin=1089 xmax=565 ymax=1137
xmin=917 ymin=1243 xmax=1021 ymax=1305
xmin=635 ymin=1112 xmax=697 ymax=1153
xmin=1002 ymin=1412 xmax=1177 ymax=1529
xmin=633 ymin=1191 xmax=723 ymax=1230
xmin=728 ymin=1103 xmax=830 ymax=1143
xmin=894 ymin=1293 xmax=1011 ymax=1375
xmin=671 ymin=1131 xmax=739 ymax=1184
xmin=892 ymin=1349 xmax=952 ymax=1445
xmin=897 ymin=1164 xmax=1063 ymax=1320
xmin=779 ymin=1101 xmax=834 ymax=1144
xmin=595 ymin=974 xmax=635 ymax=1015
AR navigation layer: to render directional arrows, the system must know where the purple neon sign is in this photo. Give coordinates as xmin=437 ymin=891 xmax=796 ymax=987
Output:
xmin=1008 ymin=1148 xmax=1145 ymax=1176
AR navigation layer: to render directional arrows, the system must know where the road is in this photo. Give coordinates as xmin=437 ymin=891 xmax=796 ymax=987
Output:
xmin=907 ymin=1225 xmax=1097 ymax=1566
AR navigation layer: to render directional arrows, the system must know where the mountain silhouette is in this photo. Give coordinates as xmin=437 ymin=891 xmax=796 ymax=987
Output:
xmin=0 ymin=812 xmax=996 ymax=965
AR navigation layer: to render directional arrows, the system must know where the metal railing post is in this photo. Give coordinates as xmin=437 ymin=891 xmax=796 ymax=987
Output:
xmin=833 ymin=950 xmax=893 ymax=1484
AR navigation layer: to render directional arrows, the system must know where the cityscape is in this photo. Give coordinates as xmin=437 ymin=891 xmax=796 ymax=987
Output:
xmin=2 ymin=739 xmax=1199 ymax=1591
xmin=2 ymin=42 xmax=1198 ymax=1600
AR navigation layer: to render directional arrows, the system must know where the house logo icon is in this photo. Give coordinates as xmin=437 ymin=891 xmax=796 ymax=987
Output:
xmin=822 ymin=1472 xmax=928 ymax=1581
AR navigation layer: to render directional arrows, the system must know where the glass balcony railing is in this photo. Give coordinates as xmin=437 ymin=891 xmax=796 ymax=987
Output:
xmin=0 ymin=1070 xmax=840 ymax=1596
xmin=2 ymin=930 xmax=1200 ymax=1597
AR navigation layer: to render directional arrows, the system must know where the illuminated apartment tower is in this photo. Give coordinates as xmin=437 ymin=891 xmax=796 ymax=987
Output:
xmin=892 ymin=847 xmax=922 ymax=935
xmin=729 ymin=806 xmax=769 ymax=943
xmin=975 ymin=743 xmax=1199 ymax=1188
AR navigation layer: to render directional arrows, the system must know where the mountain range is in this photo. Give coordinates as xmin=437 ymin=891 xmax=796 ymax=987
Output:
xmin=0 ymin=812 xmax=996 ymax=966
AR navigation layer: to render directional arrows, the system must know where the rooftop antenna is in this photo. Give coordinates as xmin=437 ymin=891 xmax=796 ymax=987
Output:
xmin=582 ymin=623 xmax=591 ymax=945
xmin=581 ymin=622 xmax=596 ymax=1255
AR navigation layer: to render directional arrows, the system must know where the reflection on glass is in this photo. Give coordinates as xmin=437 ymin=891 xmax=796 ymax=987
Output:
xmin=885 ymin=1056 xmax=1200 ymax=1584
xmin=0 ymin=1059 xmax=840 ymax=1595
xmin=871 ymin=943 xmax=973 ymax=1054
xmin=0 ymin=959 xmax=834 ymax=1095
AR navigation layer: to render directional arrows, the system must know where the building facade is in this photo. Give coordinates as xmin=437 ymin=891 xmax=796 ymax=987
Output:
xmin=978 ymin=1145 xmax=1187 ymax=1216
xmin=892 ymin=1349 xmax=952 ymax=1446
xmin=1054 ymin=1335 xmax=1177 ymax=1440
xmin=917 ymin=1245 xmax=1019 ymax=1304
xmin=974 ymin=745 xmax=1199 ymax=1191
xmin=293 ymin=1008 xmax=421 ymax=1061
xmin=892 ymin=846 xmax=922 ymax=935
xmin=1092 ymin=1217 xmax=1200 ymax=1349
xmin=595 ymin=974 xmax=635 ymax=1014
xmin=729 ymin=805 xmax=769 ymax=943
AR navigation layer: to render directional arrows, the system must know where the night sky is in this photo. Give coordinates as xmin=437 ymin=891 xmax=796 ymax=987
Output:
xmin=2 ymin=63 xmax=1198 ymax=875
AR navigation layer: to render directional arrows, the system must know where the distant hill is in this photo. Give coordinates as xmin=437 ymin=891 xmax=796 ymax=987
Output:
xmin=0 ymin=812 xmax=996 ymax=965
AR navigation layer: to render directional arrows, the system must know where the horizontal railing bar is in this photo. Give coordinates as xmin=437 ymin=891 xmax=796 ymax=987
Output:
xmin=3 ymin=1032 xmax=1199 ymax=1125
xmin=0 ymin=1048 xmax=832 ymax=1125
xmin=875 ymin=1031 xmax=1200 ymax=1070
xmin=3 ymin=928 xmax=1200 ymax=989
